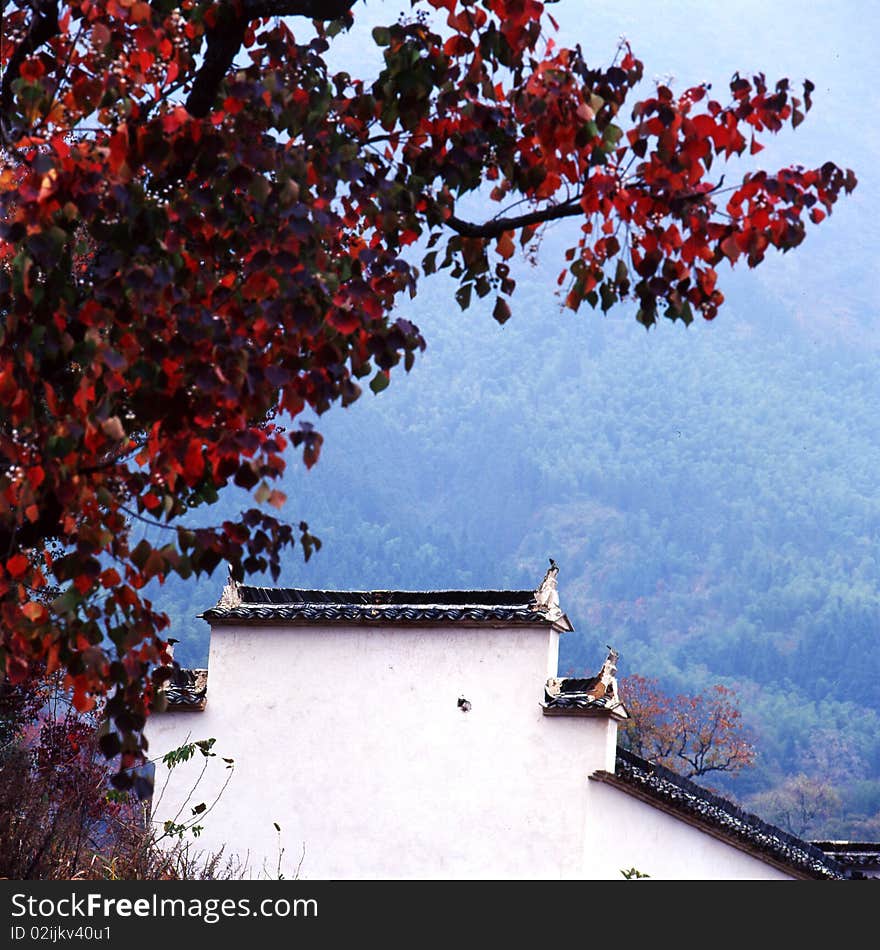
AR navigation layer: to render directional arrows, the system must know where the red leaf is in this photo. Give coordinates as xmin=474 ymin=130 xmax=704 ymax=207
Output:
xmin=7 ymin=554 xmax=29 ymax=579
xmin=184 ymin=440 xmax=205 ymax=482
xmin=109 ymin=128 xmax=129 ymax=175
xmin=71 ymin=682 xmax=95 ymax=713
xmin=100 ymin=568 xmax=121 ymax=588
xmin=74 ymin=574 xmax=93 ymax=594
xmin=327 ymin=308 xmax=362 ymax=335
xmin=142 ymin=492 xmax=160 ymax=511
xmin=496 ymin=231 xmax=515 ymax=260
xmin=19 ymin=59 xmax=45 ymax=81
xmin=5 ymin=654 xmax=30 ymax=685
xmin=22 ymin=601 xmax=48 ymax=623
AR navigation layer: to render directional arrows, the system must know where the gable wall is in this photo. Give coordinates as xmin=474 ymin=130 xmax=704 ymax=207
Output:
xmin=584 ymin=780 xmax=795 ymax=879
xmin=148 ymin=621 xmax=620 ymax=879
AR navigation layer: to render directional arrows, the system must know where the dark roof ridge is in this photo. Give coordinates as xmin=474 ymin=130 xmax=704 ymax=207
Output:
xmin=237 ymin=585 xmax=536 ymax=595
xmin=234 ymin=586 xmax=536 ymax=606
xmin=812 ymin=840 xmax=880 ymax=851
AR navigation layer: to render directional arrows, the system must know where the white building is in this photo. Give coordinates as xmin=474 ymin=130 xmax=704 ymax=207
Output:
xmin=147 ymin=564 xmax=845 ymax=880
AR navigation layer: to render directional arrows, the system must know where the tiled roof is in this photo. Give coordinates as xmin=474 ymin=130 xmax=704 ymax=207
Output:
xmin=161 ymin=668 xmax=208 ymax=711
xmin=812 ymin=841 xmax=880 ymax=871
xmin=201 ymin=583 xmax=573 ymax=630
xmin=542 ymin=649 xmax=629 ymax=719
xmin=591 ymin=748 xmax=846 ymax=880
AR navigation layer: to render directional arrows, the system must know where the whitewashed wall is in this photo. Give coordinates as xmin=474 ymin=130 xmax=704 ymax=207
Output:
xmin=148 ymin=620 xmax=795 ymax=880
xmin=148 ymin=621 xmax=620 ymax=879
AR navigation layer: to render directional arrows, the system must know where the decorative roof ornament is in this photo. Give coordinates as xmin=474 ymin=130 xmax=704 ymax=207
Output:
xmin=598 ymin=645 xmax=620 ymax=689
xmin=543 ymin=645 xmax=629 ymax=718
xmin=216 ymin=563 xmax=242 ymax=609
xmin=534 ymin=557 xmax=562 ymax=622
xmin=161 ymin=668 xmax=208 ymax=711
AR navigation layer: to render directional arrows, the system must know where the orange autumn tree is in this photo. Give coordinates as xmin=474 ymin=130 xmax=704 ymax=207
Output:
xmin=620 ymin=675 xmax=756 ymax=780
xmin=0 ymin=0 xmax=855 ymax=783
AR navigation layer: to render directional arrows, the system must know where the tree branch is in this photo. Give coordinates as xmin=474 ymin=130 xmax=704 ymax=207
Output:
xmin=1 ymin=0 xmax=59 ymax=136
xmin=184 ymin=3 xmax=246 ymax=119
xmin=244 ymin=0 xmax=357 ymax=16
xmin=445 ymin=199 xmax=583 ymax=239
xmin=184 ymin=0 xmax=358 ymax=118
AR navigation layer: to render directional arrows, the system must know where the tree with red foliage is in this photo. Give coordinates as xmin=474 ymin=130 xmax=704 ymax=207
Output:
xmin=0 ymin=666 xmax=140 ymax=877
xmin=0 ymin=666 xmax=239 ymax=878
xmin=0 ymin=0 xmax=855 ymax=782
xmin=620 ymin=675 xmax=755 ymax=780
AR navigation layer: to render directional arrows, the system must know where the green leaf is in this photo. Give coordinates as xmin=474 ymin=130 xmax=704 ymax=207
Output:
xmin=51 ymin=588 xmax=82 ymax=617
xmin=248 ymin=175 xmax=271 ymax=202
xmin=602 ymin=124 xmax=623 ymax=150
xmin=372 ymin=26 xmax=391 ymax=46
xmin=369 ymin=371 xmax=390 ymax=394
xmin=326 ymin=18 xmax=349 ymax=38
